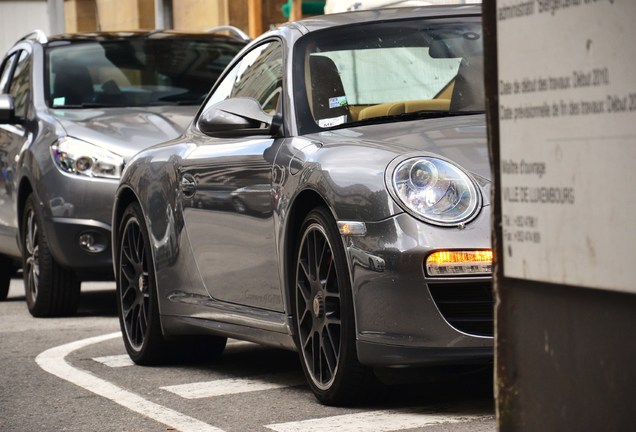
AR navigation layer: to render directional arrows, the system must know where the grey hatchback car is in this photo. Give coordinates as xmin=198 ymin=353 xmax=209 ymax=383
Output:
xmin=111 ymin=5 xmax=492 ymax=405
xmin=0 ymin=30 xmax=246 ymax=315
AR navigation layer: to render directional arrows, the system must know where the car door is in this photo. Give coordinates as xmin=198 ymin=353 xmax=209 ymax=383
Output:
xmin=0 ymin=49 xmax=31 ymax=257
xmin=180 ymin=40 xmax=285 ymax=312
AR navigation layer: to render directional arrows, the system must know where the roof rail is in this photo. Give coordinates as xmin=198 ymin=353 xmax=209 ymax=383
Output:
xmin=207 ymin=25 xmax=250 ymax=42
xmin=19 ymin=29 xmax=48 ymax=44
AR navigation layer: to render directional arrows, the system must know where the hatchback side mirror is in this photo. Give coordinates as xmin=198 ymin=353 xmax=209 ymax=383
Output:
xmin=0 ymin=94 xmax=15 ymax=123
xmin=197 ymin=97 xmax=273 ymax=137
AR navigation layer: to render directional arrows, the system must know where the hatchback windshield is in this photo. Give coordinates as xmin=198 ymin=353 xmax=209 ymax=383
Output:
xmin=46 ymin=36 xmax=244 ymax=108
xmin=295 ymin=18 xmax=483 ymax=133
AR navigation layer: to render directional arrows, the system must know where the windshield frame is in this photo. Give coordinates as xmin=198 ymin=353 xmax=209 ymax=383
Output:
xmin=292 ymin=15 xmax=484 ymax=135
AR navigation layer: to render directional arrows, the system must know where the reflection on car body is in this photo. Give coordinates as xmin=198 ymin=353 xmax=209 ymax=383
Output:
xmin=231 ymin=184 xmax=272 ymax=216
xmin=111 ymin=5 xmax=493 ymax=406
xmin=0 ymin=29 xmax=247 ymax=311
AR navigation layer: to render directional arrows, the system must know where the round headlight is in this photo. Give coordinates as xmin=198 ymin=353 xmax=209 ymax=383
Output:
xmin=75 ymin=157 xmax=93 ymax=172
xmin=409 ymin=160 xmax=438 ymax=189
xmin=391 ymin=157 xmax=480 ymax=226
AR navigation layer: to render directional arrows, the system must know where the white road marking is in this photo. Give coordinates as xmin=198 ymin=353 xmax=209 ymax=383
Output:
xmin=265 ymin=409 xmax=493 ymax=432
xmin=91 ymin=341 xmax=256 ymax=369
xmin=35 ymin=332 xmax=227 ymax=432
xmin=93 ymin=354 xmax=135 ymax=368
xmin=161 ymin=372 xmax=305 ymax=399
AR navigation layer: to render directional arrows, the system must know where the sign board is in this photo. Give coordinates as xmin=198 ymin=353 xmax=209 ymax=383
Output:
xmin=497 ymin=0 xmax=636 ymax=293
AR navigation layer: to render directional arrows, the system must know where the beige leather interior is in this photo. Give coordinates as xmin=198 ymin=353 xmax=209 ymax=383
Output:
xmin=356 ymin=98 xmax=451 ymax=120
xmin=357 ymin=102 xmax=405 ymax=120
xmin=353 ymin=80 xmax=456 ymax=121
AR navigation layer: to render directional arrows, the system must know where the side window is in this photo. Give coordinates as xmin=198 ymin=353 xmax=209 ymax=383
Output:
xmin=0 ymin=53 xmax=17 ymax=93
xmin=205 ymin=41 xmax=283 ymax=114
xmin=9 ymin=51 xmax=31 ymax=118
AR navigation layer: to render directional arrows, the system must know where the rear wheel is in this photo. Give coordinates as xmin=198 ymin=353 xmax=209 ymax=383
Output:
xmin=22 ymin=194 xmax=80 ymax=317
xmin=293 ymin=207 xmax=374 ymax=405
xmin=117 ymin=201 xmax=226 ymax=364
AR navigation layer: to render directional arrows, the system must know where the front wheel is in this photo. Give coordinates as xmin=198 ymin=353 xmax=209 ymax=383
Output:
xmin=116 ymin=201 xmax=226 ymax=364
xmin=22 ymin=194 xmax=80 ymax=317
xmin=293 ymin=207 xmax=374 ymax=405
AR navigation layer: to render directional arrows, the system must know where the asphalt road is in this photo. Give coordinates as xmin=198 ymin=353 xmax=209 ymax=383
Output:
xmin=0 ymin=278 xmax=496 ymax=432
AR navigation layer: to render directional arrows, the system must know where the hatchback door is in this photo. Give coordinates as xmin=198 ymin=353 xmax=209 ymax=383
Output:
xmin=0 ymin=49 xmax=32 ymax=257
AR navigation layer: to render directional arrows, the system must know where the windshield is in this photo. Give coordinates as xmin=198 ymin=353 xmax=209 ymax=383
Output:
xmin=294 ymin=17 xmax=483 ymax=134
xmin=45 ymin=37 xmax=244 ymax=108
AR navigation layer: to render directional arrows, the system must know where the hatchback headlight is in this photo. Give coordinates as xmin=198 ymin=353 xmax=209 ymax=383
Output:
xmin=391 ymin=157 xmax=480 ymax=226
xmin=51 ymin=137 xmax=124 ymax=179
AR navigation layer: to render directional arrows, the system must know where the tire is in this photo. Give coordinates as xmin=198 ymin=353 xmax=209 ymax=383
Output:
xmin=293 ymin=207 xmax=375 ymax=405
xmin=116 ymin=201 xmax=226 ymax=365
xmin=22 ymin=194 xmax=80 ymax=317
xmin=0 ymin=256 xmax=11 ymax=301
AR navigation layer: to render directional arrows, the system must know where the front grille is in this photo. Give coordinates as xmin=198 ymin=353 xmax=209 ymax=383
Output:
xmin=428 ymin=281 xmax=493 ymax=337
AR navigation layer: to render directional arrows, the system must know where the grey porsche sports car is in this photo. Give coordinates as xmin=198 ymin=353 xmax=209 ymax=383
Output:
xmin=112 ymin=5 xmax=492 ymax=405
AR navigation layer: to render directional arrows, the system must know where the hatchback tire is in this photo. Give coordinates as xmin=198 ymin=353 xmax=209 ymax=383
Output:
xmin=22 ymin=194 xmax=80 ymax=317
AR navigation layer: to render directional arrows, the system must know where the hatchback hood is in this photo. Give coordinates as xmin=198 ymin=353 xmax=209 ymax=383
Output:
xmin=52 ymin=105 xmax=199 ymax=159
xmin=310 ymin=114 xmax=490 ymax=181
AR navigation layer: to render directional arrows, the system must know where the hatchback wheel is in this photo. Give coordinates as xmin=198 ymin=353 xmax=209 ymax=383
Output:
xmin=294 ymin=207 xmax=374 ymax=405
xmin=117 ymin=201 xmax=226 ymax=364
xmin=22 ymin=194 xmax=80 ymax=317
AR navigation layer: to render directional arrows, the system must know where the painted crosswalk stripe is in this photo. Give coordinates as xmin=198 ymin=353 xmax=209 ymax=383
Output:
xmin=265 ymin=409 xmax=494 ymax=432
xmin=93 ymin=354 xmax=135 ymax=368
xmin=91 ymin=340 xmax=256 ymax=369
xmin=161 ymin=372 xmax=305 ymax=399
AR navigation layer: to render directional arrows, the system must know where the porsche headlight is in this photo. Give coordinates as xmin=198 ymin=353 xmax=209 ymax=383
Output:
xmin=51 ymin=137 xmax=124 ymax=179
xmin=391 ymin=157 xmax=480 ymax=226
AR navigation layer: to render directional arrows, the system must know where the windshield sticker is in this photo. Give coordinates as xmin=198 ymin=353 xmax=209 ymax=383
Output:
xmin=329 ymin=96 xmax=348 ymax=109
xmin=318 ymin=115 xmax=347 ymax=128
xmin=53 ymin=97 xmax=65 ymax=106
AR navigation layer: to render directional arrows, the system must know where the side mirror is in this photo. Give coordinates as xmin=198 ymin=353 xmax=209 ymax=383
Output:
xmin=197 ymin=97 xmax=273 ymax=137
xmin=0 ymin=94 xmax=15 ymax=123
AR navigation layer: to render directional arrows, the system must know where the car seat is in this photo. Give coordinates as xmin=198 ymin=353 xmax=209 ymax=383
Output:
xmin=308 ymin=55 xmax=350 ymax=123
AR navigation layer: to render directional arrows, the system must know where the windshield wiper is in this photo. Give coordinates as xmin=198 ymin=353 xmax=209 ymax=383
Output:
xmin=390 ymin=110 xmax=485 ymax=121
xmin=146 ymin=100 xmax=202 ymax=106
xmin=54 ymin=102 xmax=128 ymax=109
xmin=330 ymin=110 xmax=484 ymax=130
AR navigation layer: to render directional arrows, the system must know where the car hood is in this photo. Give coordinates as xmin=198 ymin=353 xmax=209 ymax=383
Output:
xmin=309 ymin=114 xmax=490 ymax=181
xmin=52 ymin=105 xmax=199 ymax=159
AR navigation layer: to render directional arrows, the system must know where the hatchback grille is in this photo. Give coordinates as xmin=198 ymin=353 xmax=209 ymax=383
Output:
xmin=428 ymin=281 xmax=493 ymax=337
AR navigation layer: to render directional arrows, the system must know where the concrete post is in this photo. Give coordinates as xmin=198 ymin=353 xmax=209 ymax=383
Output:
xmin=484 ymin=1 xmax=636 ymax=430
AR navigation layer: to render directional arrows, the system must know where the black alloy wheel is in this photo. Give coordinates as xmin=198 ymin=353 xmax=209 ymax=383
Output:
xmin=117 ymin=201 xmax=226 ymax=364
xmin=294 ymin=207 xmax=373 ymax=405
xmin=22 ymin=194 xmax=80 ymax=317
xmin=117 ymin=201 xmax=167 ymax=364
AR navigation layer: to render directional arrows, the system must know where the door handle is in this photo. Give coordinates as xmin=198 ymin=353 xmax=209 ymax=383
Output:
xmin=181 ymin=174 xmax=197 ymax=198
